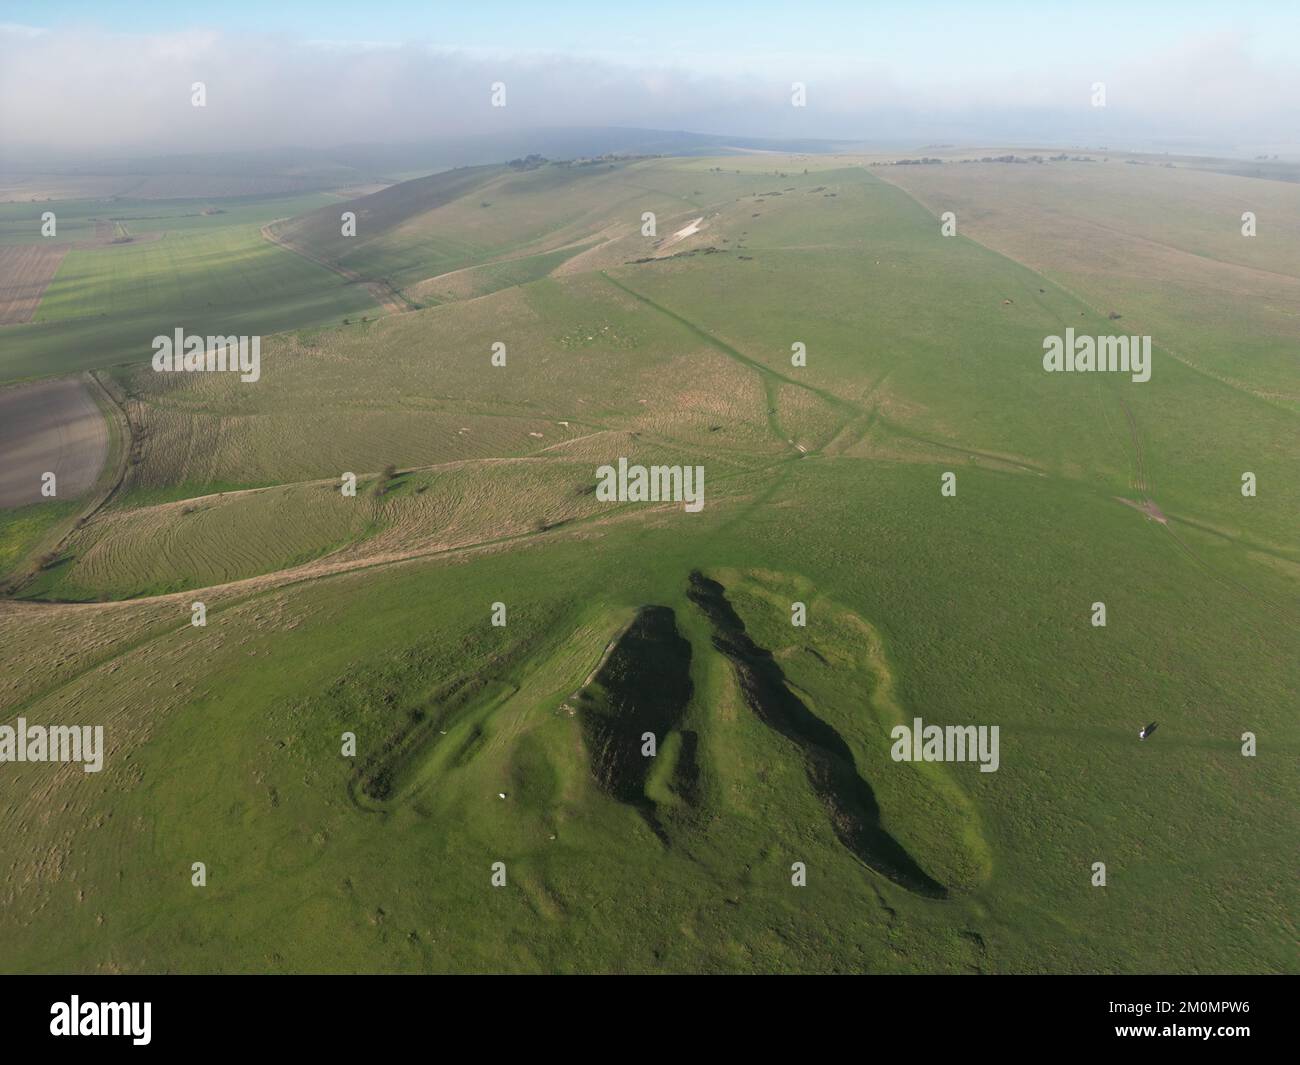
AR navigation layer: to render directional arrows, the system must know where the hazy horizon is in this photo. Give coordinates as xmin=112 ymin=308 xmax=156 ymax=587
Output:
xmin=3 ymin=0 xmax=1299 ymax=163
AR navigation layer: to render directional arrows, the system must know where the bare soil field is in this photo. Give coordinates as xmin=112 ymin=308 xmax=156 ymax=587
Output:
xmin=0 ymin=376 xmax=109 ymax=505
xmin=0 ymin=244 xmax=69 ymax=323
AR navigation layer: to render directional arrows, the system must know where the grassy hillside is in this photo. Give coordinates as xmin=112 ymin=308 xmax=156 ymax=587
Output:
xmin=1 ymin=471 xmax=1293 ymax=973
xmin=879 ymin=159 xmax=1300 ymax=553
xmin=0 ymin=152 xmax=1294 ymax=974
xmin=268 ymin=157 xmax=852 ymax=299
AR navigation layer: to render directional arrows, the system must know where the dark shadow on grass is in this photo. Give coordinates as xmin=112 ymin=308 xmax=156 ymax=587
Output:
xmin=687 ymin=570 xmax=947 ymax=900
xmin=578 ymin=605 xmax=695 ymax=843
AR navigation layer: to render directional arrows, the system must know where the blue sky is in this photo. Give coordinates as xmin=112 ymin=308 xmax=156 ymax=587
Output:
xmin=2 ymin=1 xmax=1297 ymax=155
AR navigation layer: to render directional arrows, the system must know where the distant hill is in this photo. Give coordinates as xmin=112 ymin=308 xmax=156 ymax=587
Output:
xmin=267 ymin=152 xmax=766 ymax=295
xmin=1 ymin=128 xmax=870 ymax=201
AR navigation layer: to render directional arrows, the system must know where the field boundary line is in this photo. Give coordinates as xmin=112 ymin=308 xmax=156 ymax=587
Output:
xmin=259 ymin=221 xmax=413 ymax=315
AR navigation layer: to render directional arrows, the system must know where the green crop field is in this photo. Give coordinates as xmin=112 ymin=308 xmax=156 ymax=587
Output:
xmin=0 ymin=192 xmax=346 ymax=246
xmin=0 ymin=150 xmax=1295 ymax=976
xmin=0 ymin=193 xmax=381 ymax=382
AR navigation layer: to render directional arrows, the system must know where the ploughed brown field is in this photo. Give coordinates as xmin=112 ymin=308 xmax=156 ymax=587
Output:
xmin=0 ymin=376 xmax=108 ymax=505
xmin=0 ymin=244 xmax=69 ymax=324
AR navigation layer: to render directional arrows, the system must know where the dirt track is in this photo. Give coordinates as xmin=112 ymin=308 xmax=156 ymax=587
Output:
xmin=0 ymin=377 xmax=109 ymax=506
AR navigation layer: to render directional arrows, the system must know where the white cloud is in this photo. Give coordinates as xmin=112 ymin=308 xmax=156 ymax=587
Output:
xmin=1 ymin=24 xmax=1295 ymax=156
